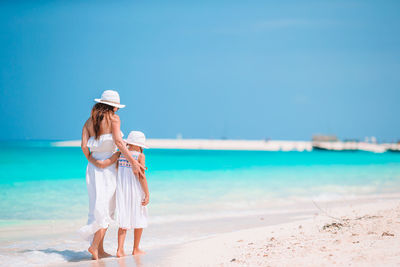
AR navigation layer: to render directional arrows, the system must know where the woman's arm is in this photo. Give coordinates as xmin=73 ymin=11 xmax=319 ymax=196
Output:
xmin=81 ymin=120 xmax=98 ymax=166
xmin=138 ymin=153 xmax=149 ymax=206
xmin=111 ymin=114 xmax=145 ymax=177
xmin=81 ymin=121 xmax=91 ymax=161
xmin=81 ymin=119 xmax=108 ymax=167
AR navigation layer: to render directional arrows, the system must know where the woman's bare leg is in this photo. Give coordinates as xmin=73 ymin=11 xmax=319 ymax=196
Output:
xmin=132 ymin=228 xmax=145 ymax=255
xmin=116 ymin=228 xmax=127 ymax=257
xmin=88 ymin=229 xmax=104 ymax=260
xmin=98 ymin=228 xmax=111 ymax=258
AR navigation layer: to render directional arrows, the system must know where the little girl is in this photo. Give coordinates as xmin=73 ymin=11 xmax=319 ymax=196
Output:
xmin=116 ymin=131 xmax=149 ymax=257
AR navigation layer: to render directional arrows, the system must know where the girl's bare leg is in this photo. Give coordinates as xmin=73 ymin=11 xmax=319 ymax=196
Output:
xmin=116 ymin=228 xmax=127 ymax=257
xmin=98 ymin=228 xmax=111 ymax=258
xmin=88 ymin=229 xmax=104 ymax=260
xmin=132 ymin=228 xmax=145 ymax=255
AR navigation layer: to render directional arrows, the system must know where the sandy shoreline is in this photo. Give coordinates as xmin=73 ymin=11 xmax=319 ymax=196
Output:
xmin=43 ymin=195 xmax=400 ymax=267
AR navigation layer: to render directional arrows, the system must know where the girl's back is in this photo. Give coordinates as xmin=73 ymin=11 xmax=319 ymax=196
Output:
xmin=116 ymin=151 xmax=148 ymax=229
xmin=118 ymin=151 xmax=140 ymax=169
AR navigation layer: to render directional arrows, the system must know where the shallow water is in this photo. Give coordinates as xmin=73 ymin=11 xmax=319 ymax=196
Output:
xmin=1 ymin=142 xmax=400 ymax=221
xmin=1 ymin=141 xmax=400 ymax=266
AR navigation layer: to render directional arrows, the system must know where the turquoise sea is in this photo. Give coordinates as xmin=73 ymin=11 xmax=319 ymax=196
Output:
xmin=1 ymin=141 xmax=400 ymax=224
xmin=1 ymin=141 xmax=400 ymax=266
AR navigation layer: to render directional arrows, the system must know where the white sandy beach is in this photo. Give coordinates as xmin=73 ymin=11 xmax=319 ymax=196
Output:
xmin=134 ymin=198 xmax=395 ymax=267
xmin=164 ymin=198 xmax=400 ymax=267
xmin=37 ymin=195 xmax=400 ymax=267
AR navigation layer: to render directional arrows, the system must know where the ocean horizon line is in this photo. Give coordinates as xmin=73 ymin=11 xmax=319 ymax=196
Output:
xmin=0 ymin=138 xmax=398 ymax=153
xmin=51 ymin=138 xmax=399 ymax=153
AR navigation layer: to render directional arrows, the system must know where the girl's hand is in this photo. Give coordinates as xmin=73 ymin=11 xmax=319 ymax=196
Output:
xmin=142 ymin=195 xmax=149 ymax=206
xmin=95 ymin=160 xmax=107 ymax=168
xmin=96 ymin=160 xmax=107 ymax=168
xmin=89 ymin=155 xmax=106 ymax=168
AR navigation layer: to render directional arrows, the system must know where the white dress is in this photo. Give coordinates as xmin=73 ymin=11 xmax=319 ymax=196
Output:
xmin=78 ymin=134 xmax=118 ymax=241
xmin=116 ymin=151 xmax=148 ymax=229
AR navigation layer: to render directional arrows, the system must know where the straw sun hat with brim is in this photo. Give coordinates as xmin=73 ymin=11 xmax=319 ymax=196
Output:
xmin=94 ymin=90 xmax=126 ymax=108
xmin=125 ymin=131 xmax=149 ymax=149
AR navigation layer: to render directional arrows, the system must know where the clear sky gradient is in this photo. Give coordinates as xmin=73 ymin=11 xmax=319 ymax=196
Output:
xmin=0 ymin=0 xmax=399 ymax=141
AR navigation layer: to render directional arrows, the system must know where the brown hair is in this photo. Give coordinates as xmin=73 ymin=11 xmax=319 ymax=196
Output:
xmin=91 ymin=103 xmax=115 ymax=139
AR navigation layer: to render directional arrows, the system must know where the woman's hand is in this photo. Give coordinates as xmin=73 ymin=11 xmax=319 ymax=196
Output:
xmin=111 ymin=114 xmax=146 ymax=177
xmin=130 ymin=159 xmax=146 ymax=177
xmin=142 ymin=195 xmax=149 ymax=206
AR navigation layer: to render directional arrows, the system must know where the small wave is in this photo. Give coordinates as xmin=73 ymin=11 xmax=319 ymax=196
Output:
xmin=0 ymin=249 xmax=88 ymax=267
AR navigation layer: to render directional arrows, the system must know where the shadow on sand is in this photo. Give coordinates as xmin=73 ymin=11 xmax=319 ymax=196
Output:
xmin=20 ymin=249 xmax=146 ymax=266
xmin=21 ymin=248 xmax=91 ymax=262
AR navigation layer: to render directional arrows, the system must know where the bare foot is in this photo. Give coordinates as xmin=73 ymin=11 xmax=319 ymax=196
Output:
xmin=116 ymin=249 xmax=126 ymax=258
xmin=132 ymin=248 xmax=146 ymax=256
xmin=99 ymin=251 xmax=112 ymax=258
xmin=88 ymin=246 xmax=99 ymax=260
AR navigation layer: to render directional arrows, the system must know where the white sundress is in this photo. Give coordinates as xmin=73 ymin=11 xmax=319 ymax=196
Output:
xmin=116 ymin=151 xmax=148 ymax=229
xmin=78 ymin=133 xmax=119 ymax=241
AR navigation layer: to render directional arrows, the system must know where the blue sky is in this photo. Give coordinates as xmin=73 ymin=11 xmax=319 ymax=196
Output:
xmin=0 ymin=0 xmax=399 ymax=141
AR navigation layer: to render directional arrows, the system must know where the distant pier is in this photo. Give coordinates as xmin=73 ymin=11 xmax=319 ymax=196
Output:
xmin=312 ymin=135 xmax=398 ymax=153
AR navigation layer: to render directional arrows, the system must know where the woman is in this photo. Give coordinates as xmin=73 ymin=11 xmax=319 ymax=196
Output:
xmin=79 ymin=90 xmax=145 ymax=260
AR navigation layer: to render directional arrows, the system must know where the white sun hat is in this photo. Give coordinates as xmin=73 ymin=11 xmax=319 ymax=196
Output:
xmin=125 ymin=131 xmax=149 ymax=148
xmin=94 ymin=90 xmax=125 ymax=108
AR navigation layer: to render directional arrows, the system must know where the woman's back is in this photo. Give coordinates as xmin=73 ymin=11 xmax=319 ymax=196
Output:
xmin=86 ymin=114 xmax=112 ymax=138
xmin=85 ymin=115 xmax=116 ymax=156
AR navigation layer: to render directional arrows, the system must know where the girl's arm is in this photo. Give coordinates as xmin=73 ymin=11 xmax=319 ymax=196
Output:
xmin=90 ymin=152 xmax=121 ymax=168
xmin=138 ymin=153 xmax=150 ymax=206
xmin=111 ymin=114 xmax=145 ymax=177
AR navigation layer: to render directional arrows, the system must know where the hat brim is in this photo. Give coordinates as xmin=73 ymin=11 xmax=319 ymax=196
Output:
xmin=124 ymin=140 xmax=149 ymax=149
xmin=94 ymin=99 xmax=125 ymax=108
